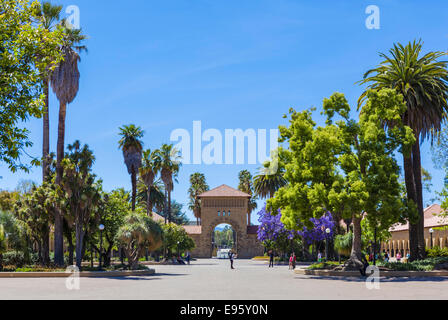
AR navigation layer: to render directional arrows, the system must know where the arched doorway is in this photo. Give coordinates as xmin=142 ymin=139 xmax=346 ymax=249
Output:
xmin=211 ymin=224 xmax=237 ymax=258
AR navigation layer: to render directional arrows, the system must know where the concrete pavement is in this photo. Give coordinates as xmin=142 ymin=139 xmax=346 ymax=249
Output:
xmin=1 ymin=259 xmax=448 ymax=300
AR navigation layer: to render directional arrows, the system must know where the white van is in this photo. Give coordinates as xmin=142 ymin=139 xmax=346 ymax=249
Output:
xmin=217 ymin=249 xmax=231 ymax=259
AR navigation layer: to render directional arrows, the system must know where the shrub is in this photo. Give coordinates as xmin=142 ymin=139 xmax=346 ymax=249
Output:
xmin=426 ymin=246 xmax=448 ymax=257
xmin=308 ymin=261 xmax=340 ymax=270
xmin=378 ymin=257 xmax=448 ymax=271
xmin=2 ymin=251 xmax=26 ymax=268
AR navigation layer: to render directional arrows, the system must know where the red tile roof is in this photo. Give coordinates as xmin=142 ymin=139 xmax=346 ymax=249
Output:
xmin=198 ymin=185 xmax=250 ymax=198
xmin=390 ymin=204 xmax=448 ymax=232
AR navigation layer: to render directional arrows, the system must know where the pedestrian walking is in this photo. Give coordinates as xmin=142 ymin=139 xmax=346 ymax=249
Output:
xmin=186 ymin=251 xmax=191 ymax=265
xmin=292 ymin=253 xmax=297 ymax=270
xmin=228 ymin=250 xmax=235 ymax=269
xmin=269 ymin=250 xmax=274 ymax=268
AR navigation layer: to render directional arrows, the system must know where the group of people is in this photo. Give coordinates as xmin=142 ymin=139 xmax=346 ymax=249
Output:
xmin=268 ymin=250 xmax=297 ymax=270
xmin=383 ymin=250 xmax=410 ymax=263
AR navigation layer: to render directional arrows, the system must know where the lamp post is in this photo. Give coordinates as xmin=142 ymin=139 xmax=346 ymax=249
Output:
xmin=177 ymin=241 xmax=180 ymax=258
xmin=99 ymin=224 xmax=105 ymax=270
xmin=325 ymin=228 xmax=331 ymax=262
xmin=429 ymin=228 xmax=434 ymax=249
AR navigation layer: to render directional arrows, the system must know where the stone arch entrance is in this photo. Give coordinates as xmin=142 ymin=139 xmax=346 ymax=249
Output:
xmin=184 ymin=185 xmax=265 ymax=259
xmin=208 ymin=219 xmax=244 ymax=257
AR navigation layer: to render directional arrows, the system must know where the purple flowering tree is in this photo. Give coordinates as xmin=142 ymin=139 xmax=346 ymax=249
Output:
xmin=257 ymin=205 xmax=336 ymax=258
xmin=257 ymin=205 xmax=297 ymax=254
xmin=298 ymin=212 xmax=336 ymax=245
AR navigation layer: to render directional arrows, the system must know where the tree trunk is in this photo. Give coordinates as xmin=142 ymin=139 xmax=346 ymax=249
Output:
xmin=104 ymin=246 xmax=112 ymax=267
xmin=67 ymin=236 xmax=74 ymax=266
xmin=403 ymin=151 xmax=420 ymax=261
xmin=412 ymin=138 xmax=426 ymax=259
xmin=53 ymin=214 xmax=64 ymax=266
xmin=42 ymin=228 xmax=50 ymax=266
xmin=75 ymin=223 xmax=85 ymax=268
xmin=54 ymin=101 xmax=67 ymax=266
xmin=343 ymin=215 xmax=364 ymax=270
xmin=131 ymin=169 xmax=137 ymax=211
xmin=146 ymin=188 xmax=153 ymax=216
xmin=168 ymin=190 xmax=172 ymax=223
xmin=42 ymin=79 xmax=50 ymax=181
xmin=164 ymin=189 xmax=168 ymax=224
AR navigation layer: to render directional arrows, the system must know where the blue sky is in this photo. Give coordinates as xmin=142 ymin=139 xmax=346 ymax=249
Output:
xmin=2 ymin=0 xmax=448 ymax=222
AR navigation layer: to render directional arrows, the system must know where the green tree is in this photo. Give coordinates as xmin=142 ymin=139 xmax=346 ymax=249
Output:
xmin=188 ymin=173 xmax=209 ymax=225
xmin=360 ymin=40 xmax=448 ymax=260
xmin=118 ymin=124 xmax=144 ymax=212
xmin=137 ymin=178 xmax=165 ymax=214
xmin=116 ymin=211 xmax=163 ymax=270
xmin=153 ymin=144 xmax=181 ymax=223
xmin=253 ymin=154 xmax=287 ymax=200
xmin=58 ymin=141 xmax=102 ymax=268
xmin=139 ymin=149 xmax=160 ymax=216
xmin=161 ymin=223 xmax=195 ymax=257
xmin=0 ymin=224 xmax=6 ymax=271
xmin=156 ymin=201 xmax=189 ymax=226
xmin=15 ymin=183 xmax=55 ymax=265
xmin=0 ymin=0 xmax=63 ymax=172
xmin=238 ymin=170 xmax=258 ymax=225
xmin=269 ymin=89 xmax=413 ymax=269
xmin=93 ymin=189 xmax=130 ymax=267
xmin=0 ymin=191 xmax=20 ymax=212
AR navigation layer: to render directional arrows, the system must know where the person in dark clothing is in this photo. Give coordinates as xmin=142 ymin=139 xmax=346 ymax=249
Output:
xmin=228 ymin=250 xmax=235 ymax=269
xmin=269 ymin=250 xmax=274 ymax=268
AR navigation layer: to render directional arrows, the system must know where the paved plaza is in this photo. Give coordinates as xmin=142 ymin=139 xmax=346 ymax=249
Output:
xmin=2 ymin=259 xmax=448 ymax=300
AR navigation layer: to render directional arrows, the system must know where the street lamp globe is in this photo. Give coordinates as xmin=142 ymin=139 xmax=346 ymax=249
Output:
xmin=429 ymin=228 xmax=434 ymax=234
xmin=325 ymin=228 xmax=331 ymax=234
xmin=99 ymin=224 xmax=105 ymax=231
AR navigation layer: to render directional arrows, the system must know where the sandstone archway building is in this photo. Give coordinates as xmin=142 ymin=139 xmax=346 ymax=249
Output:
xmin=183 ymin=185 xmax=264 ymax=258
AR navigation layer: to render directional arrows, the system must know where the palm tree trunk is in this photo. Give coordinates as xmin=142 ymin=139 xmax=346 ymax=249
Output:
xmin=75 ymin=223 xmax=84 ymax=268
xmin=168 ymin=189 xmax=172 ymax=223
xmin=54 ymin=101 xmax=67 ymax=266
xmin=146 ymin=187 xmax=152 ymax=216
xmin=403 ymin=152 xmax=420 ymax=261
xmin=131 ymin=169 xmax=137 ymax=211
xmin=42 ymin=79 xmax=50 ymax=181
xmin=164 ymin=189 xmax=168 ymax=224
xmin=412 ymin=137 xmax=426 ymax=259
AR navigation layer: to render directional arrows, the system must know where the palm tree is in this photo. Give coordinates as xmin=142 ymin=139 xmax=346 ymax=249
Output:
xmin=360 ymin=40 xmax=448 ymax=260
xmin=137 ymin=178 xmax=166 ymax=214
xmin=139 ymin=149 xmax=160 ymax=216
xmin=153 ymin=144 xmax=181 ymax=224
xmin=51 ymin=27 xmax=87 ymax=266
xmin=34 ymin=2 xmax=63 ymax=182
xmin=238 ymin=170 xmax=258 ymax=225
xmin=253 ymin=159 xmax=287 ymax=199
xmin=188 ymin=173 xmax=209 ymax=225
xmin=118 ymin=125 xmax=144 ymax=211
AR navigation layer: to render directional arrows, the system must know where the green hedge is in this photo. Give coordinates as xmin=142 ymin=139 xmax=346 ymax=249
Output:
xmin=378 ymin=257 xmax=448 ymax=271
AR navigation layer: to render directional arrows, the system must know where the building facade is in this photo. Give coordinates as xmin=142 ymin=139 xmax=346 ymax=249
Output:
xmin=381 ymin=204 xmax=448 ymax=256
